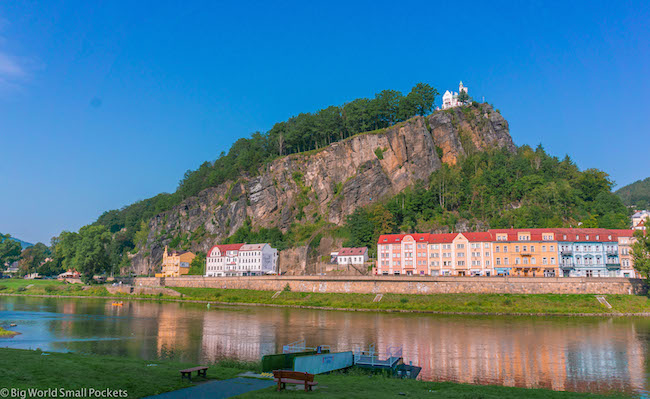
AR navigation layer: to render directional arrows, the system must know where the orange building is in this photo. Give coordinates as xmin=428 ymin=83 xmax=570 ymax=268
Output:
xmin=491 ymin=229 xmax=560 ymax=277
xmin=158 ymin=246 xmax=196 ymax=277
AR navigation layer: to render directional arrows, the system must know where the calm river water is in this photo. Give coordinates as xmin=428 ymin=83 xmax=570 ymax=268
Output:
xmin=1 ymin=296 xmax=649 ymax=395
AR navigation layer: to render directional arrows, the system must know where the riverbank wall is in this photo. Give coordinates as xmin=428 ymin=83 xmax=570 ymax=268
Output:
xmin=127 ymin=276 xmax=646 ymax=295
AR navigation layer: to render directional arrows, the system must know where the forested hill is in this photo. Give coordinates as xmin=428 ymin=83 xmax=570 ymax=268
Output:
xmin=41 ymin=83 xmax=631 ymax=277
xmin=616 ymin=177 xmax=650 ymax=208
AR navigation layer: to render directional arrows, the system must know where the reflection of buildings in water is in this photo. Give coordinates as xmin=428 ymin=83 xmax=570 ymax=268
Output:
xmin=200 ymin=310 xmax=275 ymax=363
xmin=362 ymin=316 xmax=644 ymax=394
xmin=154 ymin=303 xmax=206 ymax=358
xmin=563 ymin=321 xmax=645 ymax=394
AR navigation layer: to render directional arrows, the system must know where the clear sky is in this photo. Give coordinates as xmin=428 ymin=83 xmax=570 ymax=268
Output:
xmin=1 ymin=1 xmax=648 ymax=244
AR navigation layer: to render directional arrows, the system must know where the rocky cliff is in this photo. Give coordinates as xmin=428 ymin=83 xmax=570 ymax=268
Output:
xmin=129 ymin=104 xmax=515 ymax=274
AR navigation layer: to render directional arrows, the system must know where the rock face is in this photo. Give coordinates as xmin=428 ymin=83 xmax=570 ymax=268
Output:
xmin=129 ymin=104 xmax=515 ymax=274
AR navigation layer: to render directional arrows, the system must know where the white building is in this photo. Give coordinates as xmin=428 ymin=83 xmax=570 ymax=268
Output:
xmin=332 ymin=247 xmax=369 ymax=265
xmin=205 ymin=243 xmax=278 ymax=277
xmin=442 ymin=81 xmax=469 ymax=110
xmin=632 ymin=210 xmax=649 ymax=230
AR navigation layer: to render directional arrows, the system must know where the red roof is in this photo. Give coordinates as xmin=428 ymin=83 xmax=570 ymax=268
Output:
xmin=338 ymin=247 xmax=368 ymax=256
xmin=377 ymin=228 xmax=635 ymax=245
xmin=208 ymin=243 xmax=245 ymax=256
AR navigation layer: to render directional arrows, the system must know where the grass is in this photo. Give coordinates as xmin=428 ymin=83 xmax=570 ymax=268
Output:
xmin=4 ymin=278 xmax=650 ymax=315
xmin=239 ymin=373 xmax=631 ymax=399
xmin=0 ymin=326 xmax=17 ymax=336
xmin=0 ymin=348 xmax=248 ymax=398
xmin=0 ymin=349 xmax=630 ymax=399
xmin=0 ymin=279 xmax=110 ymax=297
xmin=165 ymin=287 xmax=650 ymax=315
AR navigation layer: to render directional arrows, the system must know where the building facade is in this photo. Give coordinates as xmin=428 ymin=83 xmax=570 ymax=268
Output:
xmin=205 ymin=243 xmax=278 ymax=277
xmin=332 ymin=247 xmax=369 ymax=266
xmin=632 ymin=210 xmax=650 ymax=230
xmin=376 ymin=228 xmax=637 ymax=278
xmin=442 ymin=81 xmax=469 ymax=109
xmin=160 ymin=246 xmax=196 ymax=277
xmin=376 ymin=232 xmax=493 ymax=276
xmin=491 ymin=229 xmax=559 ymax=277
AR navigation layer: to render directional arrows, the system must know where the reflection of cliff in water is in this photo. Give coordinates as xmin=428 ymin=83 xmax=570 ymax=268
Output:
xmin=2 ymin=297 xmax=647 ymax=395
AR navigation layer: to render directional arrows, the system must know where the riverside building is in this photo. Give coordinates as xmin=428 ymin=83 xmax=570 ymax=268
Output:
xmin=159 ymin=246 xmax=196 ymax=277
xmin=375 ymin=228 xmax=637 ymax=278
xmin=205 ymin=243 xmax=278 ymax=277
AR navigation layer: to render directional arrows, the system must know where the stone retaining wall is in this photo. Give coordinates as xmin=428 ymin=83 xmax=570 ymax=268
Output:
xmin=133 ymin=275 xmax=646 ymax=295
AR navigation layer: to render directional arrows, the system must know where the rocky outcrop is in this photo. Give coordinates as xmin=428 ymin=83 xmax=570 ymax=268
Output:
xmin=129 ymin=104 xmax=515 ymax=274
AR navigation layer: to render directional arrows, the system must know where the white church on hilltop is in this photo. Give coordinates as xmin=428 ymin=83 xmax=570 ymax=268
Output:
xmin=442 ymin=81 xmax=469 ymax=109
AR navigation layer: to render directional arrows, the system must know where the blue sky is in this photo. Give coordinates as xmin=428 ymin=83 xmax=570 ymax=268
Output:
xmin=1 ymin=1 xmax=648 ymax=244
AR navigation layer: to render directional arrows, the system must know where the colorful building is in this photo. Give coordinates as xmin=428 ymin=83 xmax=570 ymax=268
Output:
xmin=491 ymin=229 xmax=560 ymax=277
xmin=159 ymin=246 xmax=196 ymax=277
xmin=205 ymin=243 xmax=278 ymax=277
xmin=376 ymin=232 xmax=493 ymax=276
xmin=376 ymin=228 xmax=637 ymax=278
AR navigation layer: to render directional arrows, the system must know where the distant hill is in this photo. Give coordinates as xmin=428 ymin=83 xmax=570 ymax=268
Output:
xmin=8 ymin=237 xmax=33 ymax=249
xmin=616 ymin=177 xmax=650 ymax=208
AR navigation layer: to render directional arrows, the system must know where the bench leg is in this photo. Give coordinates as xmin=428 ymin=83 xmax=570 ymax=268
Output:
xmin=277 ymin=381 xmax=282 ymax=391
xmin=304 ymin=382 xmax=308 ymax=392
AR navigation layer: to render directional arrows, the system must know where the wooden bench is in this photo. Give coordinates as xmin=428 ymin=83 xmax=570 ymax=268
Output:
xmin=179 ymin=366 xmax=208 ymax=381
xmin=273 ymin=370 xmax=318 ymax=392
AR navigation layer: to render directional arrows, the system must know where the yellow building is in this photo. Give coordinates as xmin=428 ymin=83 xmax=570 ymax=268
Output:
xmin=491 ymin=229 xmax=560 ymax=277
xmin=158 ymin=246 xmax=196 ymax=277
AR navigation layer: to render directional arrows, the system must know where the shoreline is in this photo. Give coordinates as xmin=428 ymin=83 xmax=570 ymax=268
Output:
xmin=1 ymin=348 xmax=630 ymax=398
xmin=3 ymin=292 xmax=650 ymax=317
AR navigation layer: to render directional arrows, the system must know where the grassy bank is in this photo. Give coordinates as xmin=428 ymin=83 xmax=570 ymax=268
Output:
xmin=0 ymin=348 xmax=249 ymax=398
xmin=0 ymin=348 xmax=631 ymax=398
xmin=239 ymin=373 xmax=631 ymax=399
xmin=0 ymin=279 xmax=110 ymax=296
xmin=3 ymin=279 xmax=650 ymax=315
xmin=0 ymin=326 xmax=18 ymax=337
xmin=169 ymin=286 xmax=650 ymax=315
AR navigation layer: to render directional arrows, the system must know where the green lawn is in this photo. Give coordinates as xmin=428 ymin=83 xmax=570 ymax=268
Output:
xmin=0 ymin=348 xmax=248 ymax=398
xmin=0 ymin=278 xmax=110 ymax=296
xmin=169 ymin=287 xmax=650 ymax=315
xmin=239 ymin=373 xmax=631 ymax=399
xmin=0 ymin=349 xmax=631 ymax=399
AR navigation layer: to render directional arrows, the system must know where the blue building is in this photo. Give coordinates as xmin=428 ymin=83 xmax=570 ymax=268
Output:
xmin=558 ymin=231 xmax=621 ymax=278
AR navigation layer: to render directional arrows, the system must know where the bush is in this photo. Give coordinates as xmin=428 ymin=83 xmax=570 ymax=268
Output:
xmin=283 ymin=283 xmax=291 ymax=292
xmin=374 ymin=148 xmax=384 ymax=160
xmin=44 ymin=285 xmax=57 ymax=293
xmin=400 ymin=297 xmax=409 ymax=304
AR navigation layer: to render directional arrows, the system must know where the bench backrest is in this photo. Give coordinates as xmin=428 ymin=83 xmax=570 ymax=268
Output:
xmin=273 ymin=370 xmax=314 ymax=382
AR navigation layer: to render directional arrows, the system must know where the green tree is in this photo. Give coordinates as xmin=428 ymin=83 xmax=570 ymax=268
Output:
xmin=407 ymin=83 xmax=438 ymax=116
xmin=187 ymin=252 xmax=206 ymax=275
xmin=631 ymin=230 xmax=650 ymax=279
xmin=74 ymin=225 xmax=111 ymax=282
xmin=0 ymin=234 xmax=22 ymax=266
xmin=457 ymin=89 xmax=470 ymax=104
xmin=17 ymin=242 xmax=50 ymax=276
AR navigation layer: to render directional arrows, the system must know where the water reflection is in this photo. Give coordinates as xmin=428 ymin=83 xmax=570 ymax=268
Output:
xmin=0 ymin=296 xmax=648 ymax=395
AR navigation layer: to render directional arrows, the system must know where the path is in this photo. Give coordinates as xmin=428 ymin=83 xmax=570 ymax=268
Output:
xmin=144 ymin=377 xmax=275 ymax=399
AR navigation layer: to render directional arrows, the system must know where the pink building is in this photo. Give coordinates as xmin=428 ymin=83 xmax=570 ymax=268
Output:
xmin=375 ymin=233 xmax=493 ymax=276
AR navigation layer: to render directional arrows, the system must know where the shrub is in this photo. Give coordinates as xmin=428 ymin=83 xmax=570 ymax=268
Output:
xmin=400 ymin=297 xmax=409 ymax=304
xmin=44 ymin=285 xmax=57 ymax=293
xmin=374 ymin=148 xmax=384 ymax=160
xmin=283 ymin=283 xmax=291 ymax=292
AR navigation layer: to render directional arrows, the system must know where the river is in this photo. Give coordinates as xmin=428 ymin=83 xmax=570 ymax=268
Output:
xmin=1 ymin=296 xmax=648 ymax=395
